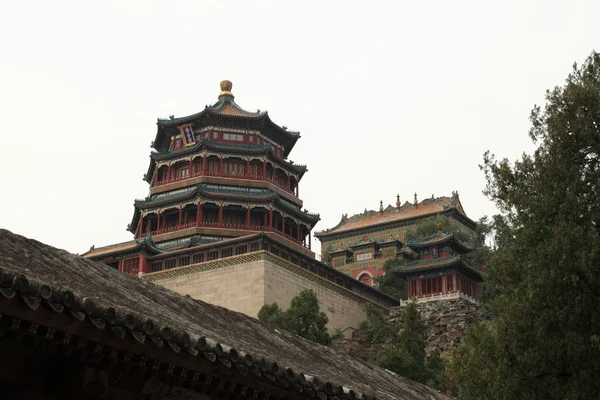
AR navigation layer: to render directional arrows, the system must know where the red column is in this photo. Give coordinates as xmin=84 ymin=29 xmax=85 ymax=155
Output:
xmin=308 ymin=231 xmax=312 ymax=250
xmin=178 ymin=208 xmax=183 ymax=230
xmin=202 ymin=156 xmax=207 ymax=175
xmin=296 ymin=182 xmax=299 ymax=197
xmin=269 ymin=209 xmax=273 ymax=230
xmin=262 ymin=160 xmax=267 ymax=179
xmin=219 ymin=157 xmax=224 ymax=176
xmin=138 ymin=255 xmax=150 ymax=274
xmin=218 ymin=205 xmax=223 ymax=227
xmin=288 ymin=176 xmax=292 ymax=191
xmin=153 ymin=166 xmax=158 ymax=186
xmin=167 ymin=166 xmax=172 ymax=182
xmin=245 ymin=160 xmax=250 ymax=178
xmin=246 ymin=207 xmax=251 ymax=229
xmin=157 ymin=212 xmax=162 ymax=231
xmin=196 ymin=203 xmax=202 ymax=226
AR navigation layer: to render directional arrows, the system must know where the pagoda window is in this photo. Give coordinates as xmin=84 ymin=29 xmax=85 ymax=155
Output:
xmin=223 ymin=209 xmax=244 ymax=227
xmin=204 ymin=208 xmax=218 ymax=225
xmin=249 ymin=161 xmax=261 ymax=178
xmin=157 ymin=166 xmax=169 ymax=183
xmin=207 ymin=158 xmax=219 ymax=175
xmin=122 ymin=257 xmax=140 ymax=276
xmin=177 ymin=165 xmax=190 ymax=180
xmin=224 ymin=160 xmax=244 ymax=177
xmin=431 ymin=246 xmax=439 ymax=258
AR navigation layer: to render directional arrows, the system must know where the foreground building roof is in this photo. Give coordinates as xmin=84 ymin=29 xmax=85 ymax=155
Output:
xmin=0 ymin=228 xmax=451 ymax=400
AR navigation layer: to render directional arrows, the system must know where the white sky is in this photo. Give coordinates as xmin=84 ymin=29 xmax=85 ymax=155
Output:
xmin=0 ymin=1 xmax=598 ymax=256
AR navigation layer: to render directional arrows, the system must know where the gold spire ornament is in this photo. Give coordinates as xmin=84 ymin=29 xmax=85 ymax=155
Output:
xmin=219 ymin=80 xmax=233 ymax=97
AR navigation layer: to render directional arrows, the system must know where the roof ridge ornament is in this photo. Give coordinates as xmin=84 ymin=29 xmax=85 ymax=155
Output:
xmin=219 ymin=80 xmax=234 ymax=99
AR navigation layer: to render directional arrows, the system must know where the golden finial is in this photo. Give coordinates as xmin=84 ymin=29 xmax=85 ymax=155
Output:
xmin=219 ymin=80 xmax=233 ymax=97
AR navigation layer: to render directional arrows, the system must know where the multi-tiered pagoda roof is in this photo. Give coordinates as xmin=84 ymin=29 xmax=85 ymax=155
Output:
xmin=85 ymin=80 xmax=321 ymax=273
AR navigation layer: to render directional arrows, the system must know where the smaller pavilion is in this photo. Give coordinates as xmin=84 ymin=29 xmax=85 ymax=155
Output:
xmin=393 ymin=224 xmax=482 ymax=300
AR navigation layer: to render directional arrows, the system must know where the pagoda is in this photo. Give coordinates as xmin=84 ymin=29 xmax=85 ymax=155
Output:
xmin=83 ymin=82 xmax=397 ymax=332
xmin=85 ymin=80 xmax=320 ymax=271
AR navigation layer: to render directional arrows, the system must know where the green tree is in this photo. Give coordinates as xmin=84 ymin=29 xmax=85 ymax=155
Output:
xmin=368 ymin=303 xmax=427 ymax=383
xmin=373 ymin=257 xmax=407 ymax=299
xmin=257 ymin=289 xmax=333 ymax=345
xmin=449 ymin=52 xmax=600 ymax=399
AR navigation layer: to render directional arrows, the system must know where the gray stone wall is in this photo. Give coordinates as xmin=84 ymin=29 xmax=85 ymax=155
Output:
xmin=390 ymin=295 xmax=492 ymax=358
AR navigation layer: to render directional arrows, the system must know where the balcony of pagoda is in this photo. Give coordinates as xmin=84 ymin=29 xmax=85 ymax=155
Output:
xmin=136 ymin=204 xmax=312 ymax=250
xmin=152 ymin=156 xmax=300 ymax=198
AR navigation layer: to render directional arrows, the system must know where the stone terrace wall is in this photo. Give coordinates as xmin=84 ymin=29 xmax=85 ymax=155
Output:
xmin=147 ymin=258 xmax=369 ymax=338
xmin=389 ymin=294 xmax=492 ymax=358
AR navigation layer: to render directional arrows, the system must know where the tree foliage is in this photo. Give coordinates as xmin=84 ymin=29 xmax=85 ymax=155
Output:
xmin=360 ymin=303 xmax=446 ymax=389
xmin=449 ymin=51 xmax=600 ymax=399
xmin=257 ymin=289 xmax=333 ymax=345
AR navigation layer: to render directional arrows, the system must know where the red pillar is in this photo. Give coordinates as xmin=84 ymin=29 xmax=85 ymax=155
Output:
xmin=296 ymin=182 xmax=299 ymax=197
xmin=218 ymin=205 xmax=223 ymax=227
xmin=178 ymin=208 xmax=183 ymax=230
xmin=308 ymin=231 xmax=312 ymax=250
xmin=245 ymin=160 xmax=250 ymax=178
xmin=202 ymin=156 xmax=207 ymax=175
xmin=157 ymin=212 xmax=162 ymax=231
xmin=269 ymin=209 xmax=273 ymax=230
xmin=246 ymin=207 xmax=251 ymax=229
xmin=287 ymin=176 xmax=292 ymax=191
xmin=196 ymin=203 xmax=202 ymax=226
xmin=153 ymin=166 xmax=158 ymax=186
xmin=138 ymin=255 xmax=150 ymax=274
xmin=219 ymin=157 xmax=224 ymax=176
xmin=262 ymin=160 xmax=267 ymax=179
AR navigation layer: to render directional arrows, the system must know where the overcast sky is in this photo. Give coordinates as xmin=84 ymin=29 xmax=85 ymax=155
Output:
xmin=1 ymin=0 xmax=598 ymax=257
